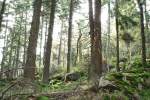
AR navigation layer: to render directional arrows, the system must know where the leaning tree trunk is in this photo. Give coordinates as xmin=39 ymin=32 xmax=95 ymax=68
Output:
xmin=43 ymin=0 xmax=57 ymax=83
xmin=24 ymin=0 xmax=42 ymax=81
xmin=115 ymin=0 xmax=120 ymax=72
xmin=137 ymin=0 xmax=146 ymax=66
xmin=67 ymin=0 xmax=74 ymax=73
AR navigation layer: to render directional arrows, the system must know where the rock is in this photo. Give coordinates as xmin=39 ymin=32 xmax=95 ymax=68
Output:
xmin=49 ymin=75 xmax=64 ymax=83
xmin=102 ymin=63 xmax=114 ymax=73
xmin=133 ymin=93 xmax=140 ymax=100
xmin=145 ymin=77 xmax=150 ymax=87
xmin=98 ymin=76 xmax=119 ymax=92
xmin=138 ymin=83 xmax=143 ymax=90
xmin=64 ymin=72 xmax=80 ymax=82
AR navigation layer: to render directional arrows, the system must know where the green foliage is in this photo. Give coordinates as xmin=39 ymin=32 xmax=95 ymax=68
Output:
xmin=139 ymin=89 xmax=150 ymax=100
xmin=105 ymin=63 xmax=150 ymax=97
xmin=37 ymin=96 xmax=49 ymax=100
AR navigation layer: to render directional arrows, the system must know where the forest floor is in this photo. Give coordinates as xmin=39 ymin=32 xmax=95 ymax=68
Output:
xmin=1 ymin=62 xmax=150 ymax=100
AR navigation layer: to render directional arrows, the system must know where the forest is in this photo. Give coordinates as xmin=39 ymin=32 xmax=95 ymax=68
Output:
xmin=0 ymin=0 xmax=150 ymax=100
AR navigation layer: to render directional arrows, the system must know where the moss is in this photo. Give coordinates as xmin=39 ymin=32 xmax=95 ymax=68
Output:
xmin=37 ymin=96 xmax=49 ymax=100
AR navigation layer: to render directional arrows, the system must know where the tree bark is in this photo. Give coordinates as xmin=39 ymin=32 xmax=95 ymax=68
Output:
xmin=67 ymin=0 xmax=74 ymax=73
xmin=106 ymin=0 xmax=111 ymax=67
xmin=58 ymin=20 xmax=64 ymax=66
xmin=0 ymin=9 xmax=8 ymax=79
xmin=115 ymin=0 xmax=120 ymax=72
xmin=0 ymin=0 xmax=6 ymax=31
xmin=75 ymin=29 xmax=82 ymax=65
xmin=16 ymin=13 xmax=23 ymax=68
xmin=88 ymin=0 xmax=94 ymax=80
xmin=43 ymin=0 xmax=56 ymax=83
xmin=23 ymin=10 xmax=28 ymax=67
xmin=88 ymin=0 xmax=102 ymax=79
xmin=137 ymin=0 xmax=146 ymax=66
xmin=24 ymin=0 xmax=42 ymax=81
xmin=144 ymin=0 xmax=148 ymax=29
xmin=94 ymin=0 xmax=102 ymax=76
xmin=39 ymin=14 xmax=44 ymax=68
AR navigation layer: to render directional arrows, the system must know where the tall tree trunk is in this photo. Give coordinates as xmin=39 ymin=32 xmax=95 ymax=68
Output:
xmin=67 ymin=0 xmax=74 ymax=73
xmin=0 ymin=11 xmax=8 ymax=79
xmin=115 ymin=0 xmax=120 ymax=71
xmin=16 ymin=13 xmax=23 ymax=68
xmin=106 ymin=0 xmax=111 ymax=66
xmin=58 ymin=20 xmax=64 ymax=66
xmin=137 ymin=0 xmax=146 ymax=66
xmin=88 ymin=0 xmax=94 ymax=80
xmin=43 ymin=18 xmax=48 ymax=58
xmin=94 ymin=0 xmax=102 ymax=76
xmin=43 ymin=0 xmax=56 ymax=83
xmin=144 ymin=0 xmax=148 ymax=29
xmin=24 ymin=0 xmax=42 ymax=81
xmin=23 ymin=10 xmax=28 ymax=67
xmin=75 ymin=30 xmax=82 ymax=65
xmin=8 ymin=29 xmax=15 ymax=70
xmin=39 ymin=14 xmax=44 ymax=68
xmin=88 ymin=0 xmax=102 ymax=90
xmin=63 ymin=40 xmax=66 ymax=68
xmin=0 ymin=0 xmax=6 ymax=31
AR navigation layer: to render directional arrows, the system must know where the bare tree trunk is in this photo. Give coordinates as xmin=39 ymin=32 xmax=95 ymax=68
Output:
xmin=115 ymin=0 xmax=120 ymax=72
xmin=67 ymin=0 xmax=74 ymax=73
xmin=57 ymin=20 xmax=64 ymax=66
xmin=137 ymin=0 xmax=146 ymax=66
xmin=43 ymin=18 xmax=48 ymax=57
xmin=88 ymin=0 xmax=102 ymax=81
xmin=106 ymin=0 xmax=111 ymax=66
xmin=0 ymin=0 xmax=6 ymax=31
xmin=16 ymin=13 xmax=23 ymax=68
xmin=63 ymin=40 xmax=66 ymax=68
xmin=75 ymin=30 xmax=82 ymax=65
xmin=94 ymin=0 xmax=102 ymax=76
xmin=0 ymin=10 xmax=8 ymax=79
xmin=88 ymin=0 xmax=94 ymax=80
xmin=23 ymin=10 xmax=28 ymax=67
xmin=144 ymin=0 xmax=148 ymax=29
xmin=24 ymin=0 xmax=42 ymax=81
xmin=39 ymin=14 xmax=44 ymax=68
xmin=43 ymin=0 xmax=56 ymax=83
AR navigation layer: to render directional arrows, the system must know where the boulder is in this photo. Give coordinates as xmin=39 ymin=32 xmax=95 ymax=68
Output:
xmin=64 ymin=72 xmax=80 ymax=82
xmin=49 ymin=74 xmax=64 ymax=82
xmin=98 ymin=76 xmax=119 ymax=92
xmin=145 ymin=77 xmax=150 ymax=87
